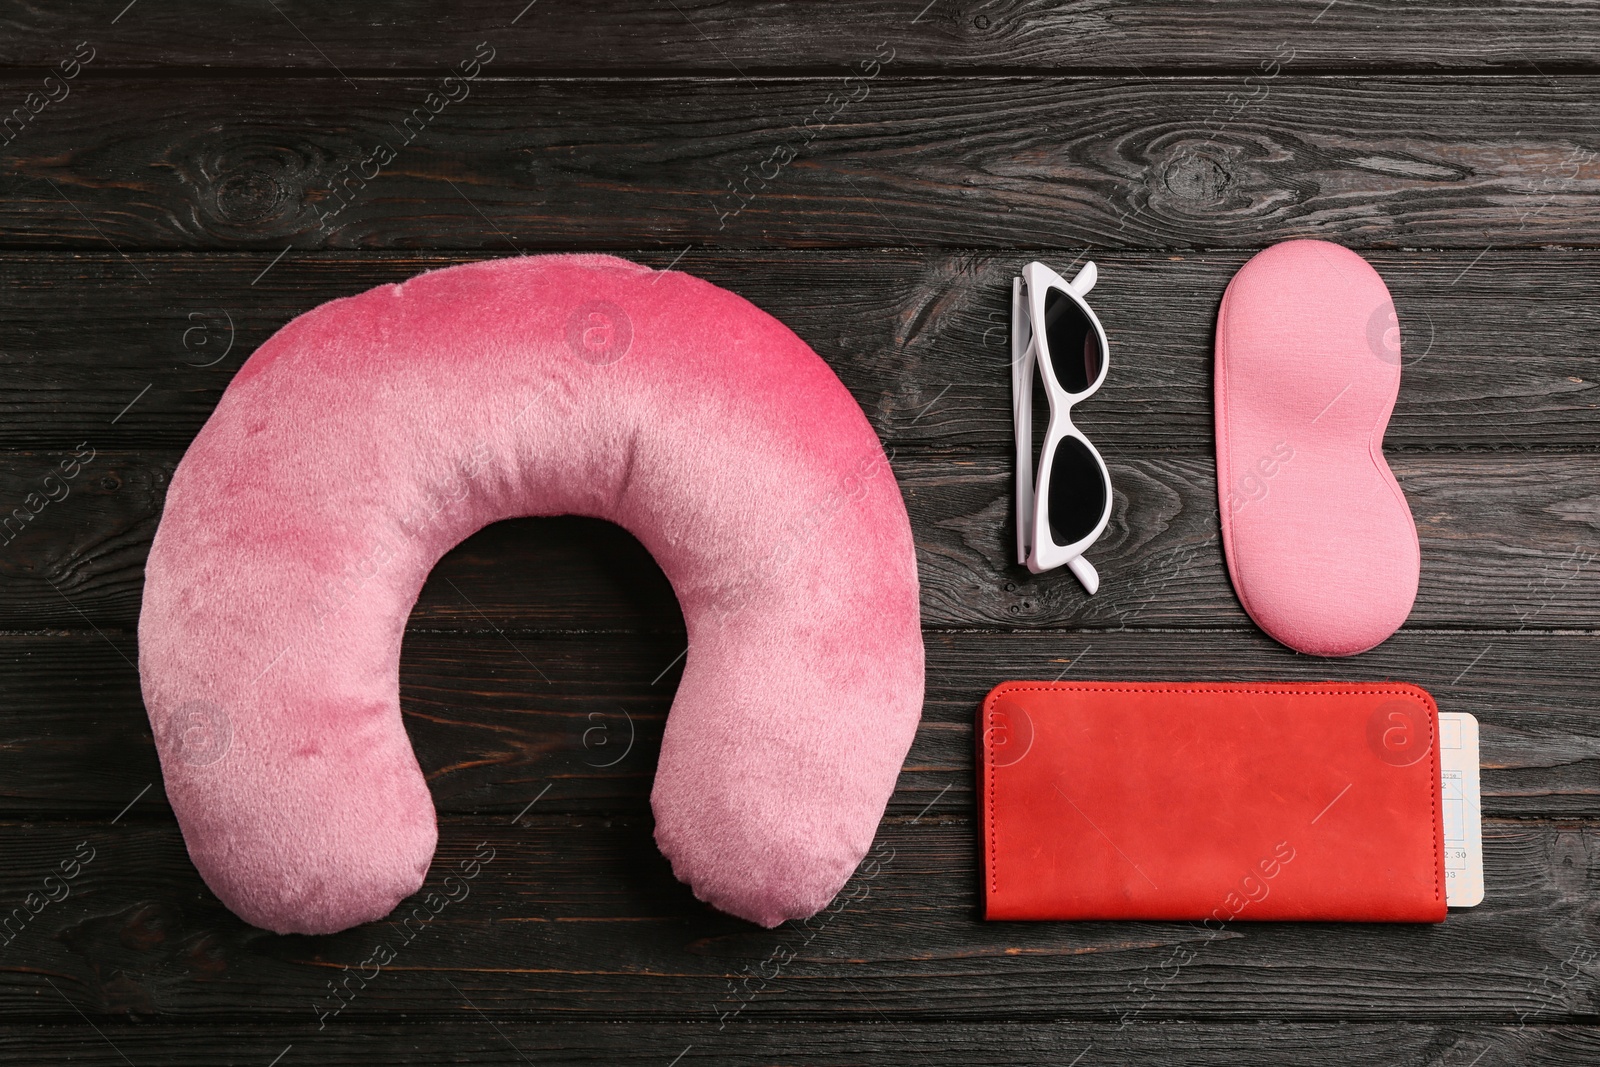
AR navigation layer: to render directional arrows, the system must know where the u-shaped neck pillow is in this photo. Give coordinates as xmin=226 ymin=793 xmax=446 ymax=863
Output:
xmin=138 ymin=254 xmax=924 ymax=934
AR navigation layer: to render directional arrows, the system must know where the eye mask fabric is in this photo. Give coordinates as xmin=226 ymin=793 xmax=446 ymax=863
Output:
xmin=1215 ymin=240 xmax=1420 ymax=657
xmin=138 ymin=254 xmax=925 ymax=934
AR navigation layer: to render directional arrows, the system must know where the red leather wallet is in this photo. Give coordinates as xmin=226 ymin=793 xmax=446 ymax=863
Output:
xmin=979 ymin=682 xmax=1446 ymax=923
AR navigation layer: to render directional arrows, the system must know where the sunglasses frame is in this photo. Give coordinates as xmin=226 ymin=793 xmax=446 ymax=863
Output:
xmin=1012 ymin=259 xmax=1114 ymax=593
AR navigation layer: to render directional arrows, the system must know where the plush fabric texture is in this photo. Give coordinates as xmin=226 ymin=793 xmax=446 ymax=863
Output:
xmin=139 ymin=254 xmax=924 ymax=934
xmin=1215 ymin=240 xmax=1419 ymax=657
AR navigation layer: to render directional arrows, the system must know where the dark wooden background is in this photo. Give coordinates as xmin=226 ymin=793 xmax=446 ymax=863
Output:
xmin=2 ymin=2 xmax=1598 ymax=1063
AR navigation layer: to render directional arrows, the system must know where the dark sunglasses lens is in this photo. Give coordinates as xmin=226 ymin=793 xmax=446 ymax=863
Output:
xmin=1047 ymin=436 xmax=1106 ymax=547
xmin=1042 ymin=287 xmax=1103 ymax=394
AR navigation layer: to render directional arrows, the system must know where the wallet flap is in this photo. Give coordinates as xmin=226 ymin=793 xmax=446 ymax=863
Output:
xmin=979 ymin=682 xmax=1447 ymax=923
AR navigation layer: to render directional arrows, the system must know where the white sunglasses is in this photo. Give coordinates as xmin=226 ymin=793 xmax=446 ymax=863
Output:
xmin=1012 ymin=260 xmax=1114 ymax=594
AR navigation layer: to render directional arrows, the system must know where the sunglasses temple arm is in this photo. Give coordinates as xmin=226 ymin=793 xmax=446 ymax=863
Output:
xmin=1069 ymin=260 xmax=1097 ymax=296
xmin=1012 ymin=277 xmax=1035 ymax=566
xmin=1067 ymin=555 xmax=1099 ymax=596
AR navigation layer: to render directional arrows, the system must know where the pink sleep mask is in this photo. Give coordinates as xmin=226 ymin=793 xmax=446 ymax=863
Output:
xmin=1215 ymin=240 xmax=1420 ymax=657
xmin=138 ymin=254 xmax=925 ymax=934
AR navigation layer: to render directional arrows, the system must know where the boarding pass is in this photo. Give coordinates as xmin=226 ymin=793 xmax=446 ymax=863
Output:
xmin=1440 ymin=712 xmax=1484 ymax=907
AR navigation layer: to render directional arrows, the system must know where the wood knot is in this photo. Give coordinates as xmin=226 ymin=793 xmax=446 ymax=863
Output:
xmin=213 ymin=168 xmax=285 ymax=224
xmin=1163 ymin=152 xmax=1232 ymax=203
xmin=183 ymin=140 xmax=328 ymax=238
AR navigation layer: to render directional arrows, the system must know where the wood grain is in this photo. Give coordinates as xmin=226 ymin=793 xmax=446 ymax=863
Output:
xmin=1 ymin=250 xmax=1597 ymax=453
xmin=4 ymin=1021 xmax=1600 ymax=1066
xmin=4 ymin=1 xmax=1600 ymax=74
xmin=3 ymin=7 xmax=1600 ymax=1058
xmin=4 ymin=448 xmax=1596 ymax=631
xmin=1 ymin=630 xmax=1594 ymax=819
xmin=902 ymin=451 xmax=1600 ymax=632
xmin=2 ymin=78 xmax=1599 ymax=250
xmin=0 ymin=814 xmax=1593 ymax=1021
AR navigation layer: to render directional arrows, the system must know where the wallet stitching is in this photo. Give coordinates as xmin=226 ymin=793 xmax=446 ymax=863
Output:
xmin=990 ymin=684 xmax=1431 ymax=698
xmin=987 ymin=708 xmax=996 ymax=902
xmin=1426 ymin=712 xmax=1441 ymax=904
xmin=984 ymin=699 xmax=998 ymax=903
xmin=982 ymin=682 xmax=1443 ymax=915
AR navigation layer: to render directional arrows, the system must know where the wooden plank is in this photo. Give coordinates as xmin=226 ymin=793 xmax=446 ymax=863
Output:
xmin=3 ymin=448 xmax=1597 ymax=631
xmin=5 ymin=1 xmax=1600 ymax=73
xmin=5 ymin=1021 xmax=1599 ymax=1066
xmin=0 ymin=5 xmax=1591 ymax=1058
xmin=0 ymin=813 xmax=1593 ymax=1020
xmin=2 ymin=250 xmax=1596 ymax=453
xmin=1 ymin=631 xmax=1594 ymax=819
xmin=2 ymin=78 xmax=1599 ymax=250
xmin=901 ymin=451 xmax=1600 ymax=633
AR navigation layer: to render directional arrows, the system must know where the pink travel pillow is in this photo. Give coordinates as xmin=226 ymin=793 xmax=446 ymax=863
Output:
xmin=138 ymin=254 xmax=924 ymax=934
xmin=1215 ymin=240 xmax=1420 ymax=656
